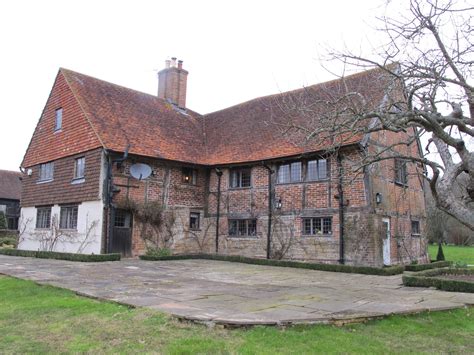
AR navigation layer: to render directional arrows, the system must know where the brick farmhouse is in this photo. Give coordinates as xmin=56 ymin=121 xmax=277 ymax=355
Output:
xmin=18 ymin=59 xmax=428 ymax=266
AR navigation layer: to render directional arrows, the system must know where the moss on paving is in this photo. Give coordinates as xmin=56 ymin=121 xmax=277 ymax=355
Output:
xmin=0 ymin=276 xmax=473 ymax=354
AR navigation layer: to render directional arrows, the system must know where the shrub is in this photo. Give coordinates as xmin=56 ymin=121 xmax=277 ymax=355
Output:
xmin=436 ymin=243 xmax=445 ymax=261
xmin=402 ymin=268 xmax=474 ymax=293
xmin=0 ymin=236 xmax=18 ymax=247
xmin=404 ymin=260 xmax=452 ymax=272
xmin=139 ymin=254 xmax=405 ymax=276
xmin=0 ymin=212 xmax=7 ymax=229
xmin=145 ymin=247 xmax=171 ymax=257
xmin=0 ymin=248 xmax=121 ymax=262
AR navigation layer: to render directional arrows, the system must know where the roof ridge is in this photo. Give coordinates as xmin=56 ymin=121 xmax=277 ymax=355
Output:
xmin=203 ymin=64 xmax=395 ymax=117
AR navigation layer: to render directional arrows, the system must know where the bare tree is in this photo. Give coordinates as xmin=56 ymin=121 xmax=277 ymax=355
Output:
xmin=272 ymin=0 xmax=474 ymax=230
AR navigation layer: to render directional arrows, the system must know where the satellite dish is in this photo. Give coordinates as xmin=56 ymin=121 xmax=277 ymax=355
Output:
xmin=130 ymin=163 xmax=152 ymax=180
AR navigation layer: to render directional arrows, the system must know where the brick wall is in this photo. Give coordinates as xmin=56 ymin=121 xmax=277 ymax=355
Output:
xmin=21 ymin=148 xmax=104 ymax=207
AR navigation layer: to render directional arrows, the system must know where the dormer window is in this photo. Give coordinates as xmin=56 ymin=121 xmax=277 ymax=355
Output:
xmin=55 ymin=108 xmax=62 ymax=131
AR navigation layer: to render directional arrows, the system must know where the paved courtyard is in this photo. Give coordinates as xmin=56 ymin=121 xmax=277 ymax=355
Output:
xmin=0 ymin=255 xmax=473 ymax=326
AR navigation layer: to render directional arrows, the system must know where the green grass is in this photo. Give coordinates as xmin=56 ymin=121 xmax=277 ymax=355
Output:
xmin=1 ymin=277 xmax=473 ymax=354
xmin=428 ymin=244 xmax=474 ymax=264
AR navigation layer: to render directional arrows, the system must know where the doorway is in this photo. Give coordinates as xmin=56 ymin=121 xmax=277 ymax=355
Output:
xmin=111 ymin=209 xmax=132 ymax=257
xmin=382 ymin=217 xmax=391 ymax=265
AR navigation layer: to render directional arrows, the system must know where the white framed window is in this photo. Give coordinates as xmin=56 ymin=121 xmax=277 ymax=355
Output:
xmin=55 ymin=108 xmax=62 ymax=131
xmin=38 ymin=162 xmax=54 ymax=181
xmin=36 ymin=207 xmax=52 ymax=229
xmin=60 ymin=205 xmax=78 ymax=230
xmin=74 ymin=157 xmax=85 ymax=180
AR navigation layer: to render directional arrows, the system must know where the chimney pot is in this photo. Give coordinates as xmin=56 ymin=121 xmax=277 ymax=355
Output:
xmin=165 ymin=59 xmax=171 ymax=68
xmin=178 ymin=60 xmax=183 ymax=69
xmin=171 ymin=57 xmax=177 ymax=67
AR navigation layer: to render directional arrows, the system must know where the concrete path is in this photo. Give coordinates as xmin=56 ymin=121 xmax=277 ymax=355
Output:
xmin=0 ymin=255 xmax=473 ymax=326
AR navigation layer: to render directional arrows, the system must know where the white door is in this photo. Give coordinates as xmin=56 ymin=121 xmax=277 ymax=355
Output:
xmin=382 ymin=218 xmax=391 ymax=265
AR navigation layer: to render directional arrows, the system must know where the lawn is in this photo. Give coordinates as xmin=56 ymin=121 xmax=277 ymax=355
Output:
xmin=428 ymin=244 xmax=474 ymax=265
xmin=0 ymin=276 xmax=473 ymax=354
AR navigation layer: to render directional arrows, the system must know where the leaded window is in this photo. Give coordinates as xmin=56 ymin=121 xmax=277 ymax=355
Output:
xmin=230 ymin=168 xmax=251 ymax=188
xmin=395 ymin=159 xmax=408 ymax=185
xmin=38 ymin=162 xmax=54 ymax=181
xmin=302 ymin=217 xmax=332 ymax=235
xmin=36 ymin=207 xmax=51 ymax=229
xmin=278 ymin=162 xmax=302 ymax=183
xmin=74 ymin=157 xmax=85 ymax=179
xmin=60 ymin=205 xmax=78 ymax=230
xmin=307 ymin=158 xmax=328 ymax=181
xmin=228 ymin=219 xmax=257 ymax=237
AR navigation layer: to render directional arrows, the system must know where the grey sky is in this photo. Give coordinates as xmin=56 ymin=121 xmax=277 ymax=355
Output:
xmin=0 ymin=0 xmax=383 ymax=171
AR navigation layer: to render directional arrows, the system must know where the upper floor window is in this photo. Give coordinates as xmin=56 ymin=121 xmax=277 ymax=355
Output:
xmin=182 ymin=167 xmax=197 ymax=185
xmin=189 ymin=212 xmax=200 ymax=230
xmin=38 ymin=162 xmax=54 ymax=181
xmin=74 ymin=157 xmax=85 ymax=180
xmin=302 ymin=217 xmax=332 ymax=236
xmin=278 ymin=162 xmax=302 ymax=183
xmin=307 ymin=158 xmax=328 ymax=181
xmin=55 ymin=108 xmax=62 ymax=131
xmin=394 ymin=159 xmax=408 ymax=185
xmin=411 ymin=220 xmax=420 ymax=235
xmin=230 ymin=168 xmax=251 ymax=188
xmin=36 ymin=206 xmax=51 ymax=229
xmin=60 ymin=205 xmax=78 ymax=230
xmin=228 ymin=219 xmax=257 ymax=237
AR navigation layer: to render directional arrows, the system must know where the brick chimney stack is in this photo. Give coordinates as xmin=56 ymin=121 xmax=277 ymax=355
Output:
xmin=157 ymin=57 xmax=188 ymax=108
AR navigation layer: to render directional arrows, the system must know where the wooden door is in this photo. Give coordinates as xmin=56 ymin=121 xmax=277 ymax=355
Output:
xmin=111 ymin=209 xmax=132 ymax=257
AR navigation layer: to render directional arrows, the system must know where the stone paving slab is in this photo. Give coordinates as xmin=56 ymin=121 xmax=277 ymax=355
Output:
xmin=0 ymin=255 xmax=473 ymax=326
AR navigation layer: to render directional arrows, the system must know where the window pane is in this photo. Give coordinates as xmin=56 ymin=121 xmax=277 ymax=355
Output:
xmin=238 ymin=220 xmax=246 ymax=236
xmin=290 ymin=162 xmax=302 ymax=182
xmin=228 ymin=220 xmax=238 ymax=235
xmin=241 ymin=169 xmax=251 ymax=187
xmin=230 ymin=171 xmax=238 ymax=188
xmin=55 ymin=108 xmax=62 ymax=131
xmin=36 ymin=208 xmax=51 ymax=229
xmin=248 ymin=219 xmax=257 ymax=236
xmin=303 ymin=218 xmax=312 ymax=235
xmin=318 ymin=159 xmax=327 ymax=179
xmin=75 ymin=157 xmax=85 ymax=179
xmin=190 ymin=212 xmax=200 ymax=229
xmin=182 ymin=168 xmax=197 ymax=184
xmin=314 ymin=218 xmax=322 ymax=234
xmin=39 ymin=162 xmax=54 ymax=181
xmin=278 ymin=164 xmax=290 ymax=183
xmin=323 ymin=217 xmax=332 ymax=234
xmin=307 ymin=160 xmax=318 ymax=181
xmin=411 ymin=220 xmax=420 ymax=234
xmin=60 ymin=206 xmax=78 ymax=229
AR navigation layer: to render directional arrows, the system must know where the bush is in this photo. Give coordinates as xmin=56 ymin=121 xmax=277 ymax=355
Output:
xmin=0 ymin=248 xmax=121 ymax=262
xmin=402 ymin=268 xmax=474 ymax=293
xmin=0 ymin=236 xmax=18 ymax=247
xmin=404 ymin=260 xmax=452 ymax=272
xmin=139 ymin=254 xmax=405 ymax=276
xmin=145 ymin=247 xmax=171 ymax=257
xmin=436 ymin=243 xmax=445 ymax=261
xmin=0 ymin=212 xmax=7 ymax=229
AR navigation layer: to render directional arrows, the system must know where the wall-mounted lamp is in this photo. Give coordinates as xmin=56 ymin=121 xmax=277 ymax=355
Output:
xmin=375 ymin=192 xmax=382 ymax=204
xmin=275 ymin=198 xmax=282 ymax=210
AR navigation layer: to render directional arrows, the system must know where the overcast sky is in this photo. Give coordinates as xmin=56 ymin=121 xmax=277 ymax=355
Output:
xmin=0 ymin=0 xmax=386 ymax=171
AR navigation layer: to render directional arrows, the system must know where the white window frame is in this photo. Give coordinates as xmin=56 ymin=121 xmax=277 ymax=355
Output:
xmin=38 ymin=162 xmax=54 ymax=182
xmin=55 ymin=108 xmax=62 ymax=131
xmin=74 ymin=157 xmax=85 ymax=180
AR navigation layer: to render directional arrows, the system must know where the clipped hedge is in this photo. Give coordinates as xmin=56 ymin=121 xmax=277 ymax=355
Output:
xmin=0 ymin=248 xmax=121 ymax=262
xmin=404 ymin=260 xmax=453 ymax=272
xmin=402 ymin=267 xmax=474 ymax=293
xmin=140 ymin=253 xmax=405 ymax=276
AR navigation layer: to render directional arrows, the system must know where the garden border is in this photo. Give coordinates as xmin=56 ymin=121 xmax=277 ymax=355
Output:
xmin=402 ymin=267 xmax=474 ymax=293
xmin=0 ymin=248 xmax=121 ymax=262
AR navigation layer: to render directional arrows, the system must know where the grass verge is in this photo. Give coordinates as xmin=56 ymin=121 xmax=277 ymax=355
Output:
xmin=428 ymin=244 xmax=474 ymax=264
xmin=0 ymin=276 xmax=473 ymax=354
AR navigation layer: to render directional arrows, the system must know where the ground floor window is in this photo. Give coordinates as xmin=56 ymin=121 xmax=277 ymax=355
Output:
xmin=411 ymin=220 xmax=420 ymax=235
xmin=36 ymin=207 xmax=51 ymax=229
xmin=228 ymin=219 xmax=257 ymax=237
xmin=302 ymin=217 xmax=332 ymax=235
xmin=60 ymin=205 xmax=78 ymax=230
xmin=189 ymin=212 xmax=200 ymax=230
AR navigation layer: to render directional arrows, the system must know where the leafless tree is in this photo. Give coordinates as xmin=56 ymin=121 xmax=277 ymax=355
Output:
xmin=272 ymin=0 xmax=474 ymax=230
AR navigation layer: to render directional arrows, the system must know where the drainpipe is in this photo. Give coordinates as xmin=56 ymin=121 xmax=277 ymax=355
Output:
xmin=337 ymin=153 xmax=345 ymax=265
xmin=215 ymin=168 xmax=223 ymax=254
xmin=263 ymin=164 xmax=274 ymax=259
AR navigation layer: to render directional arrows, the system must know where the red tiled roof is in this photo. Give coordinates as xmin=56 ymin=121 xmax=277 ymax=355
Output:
xmin=23 ymin=65 xmax=396 ymax=167
xmin=0 ymin=170 xmax=22 ymax=200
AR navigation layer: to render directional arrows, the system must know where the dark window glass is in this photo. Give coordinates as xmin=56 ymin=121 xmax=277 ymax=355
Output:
xmin=190 ymin=212 xmax=200 ymax=230
xmin=395 ymin=159 xmax=408 ymax=185
xmin=228 ymin=219 xmax=258 ymax=237
xmin=60 ymin=205 xmax=78 ymax=230
xmin=278 ymin=162 xmax=302 ymax=183
xmin=411 ymin=220 xmax=420 ymax=235
xmin=182 ymin=168 xmax=197 ymax=184
xmin=290 ymin=162 xmax=302 ymax=182
xmin=230 ymin=168 xmax=251 ymax=188
xmin=278 ymin=164 xmax=290 ymax=183
xmin=39 ymin=162 xmax=54 ymax=181
xmin=302 ymin=217 xmax=332 ymax=236
xmin=114 ymin=209 xmax=131 ymax=228
xmin=74 ymin=157 xmax=85 ymax=179
xmin=36 ymin=207 xmax=51 ymax=229
xmin=55 ymin=108 xmax=62 ymax=131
